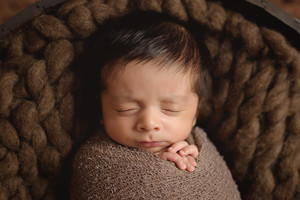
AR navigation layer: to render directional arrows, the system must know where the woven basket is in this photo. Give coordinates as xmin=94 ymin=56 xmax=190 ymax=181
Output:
xmin=0 ymin=0 xmax=299 ymax=199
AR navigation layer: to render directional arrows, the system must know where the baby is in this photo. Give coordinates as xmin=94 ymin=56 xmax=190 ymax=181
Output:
xmin=70 ymin=11 xmax=240 ymax=199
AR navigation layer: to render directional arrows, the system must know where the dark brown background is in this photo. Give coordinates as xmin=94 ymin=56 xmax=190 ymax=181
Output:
xmin=0 ymin=0 xmax=299 ymax=24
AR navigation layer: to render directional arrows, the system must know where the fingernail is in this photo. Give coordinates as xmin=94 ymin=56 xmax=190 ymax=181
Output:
xmin=190 ymin=166 xmax=195 ymax=172
xmin=180 ymin=150 xmax=185 ymax=155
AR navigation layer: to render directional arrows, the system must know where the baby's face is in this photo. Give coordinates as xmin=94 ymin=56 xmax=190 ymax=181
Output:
xmin=101 ymin=60 xmax=199 ymax=153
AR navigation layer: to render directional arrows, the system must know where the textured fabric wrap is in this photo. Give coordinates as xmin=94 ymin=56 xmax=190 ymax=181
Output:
xmin=70 ymin=127 xmax=241 ymax=199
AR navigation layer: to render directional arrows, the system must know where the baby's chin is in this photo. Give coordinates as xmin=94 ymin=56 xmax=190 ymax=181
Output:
xmin=138 ymin=145 xmax=169 ymax=154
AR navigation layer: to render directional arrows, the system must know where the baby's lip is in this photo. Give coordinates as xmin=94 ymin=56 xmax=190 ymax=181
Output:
xmin=139 ymin=141 xmax=164 ymax=148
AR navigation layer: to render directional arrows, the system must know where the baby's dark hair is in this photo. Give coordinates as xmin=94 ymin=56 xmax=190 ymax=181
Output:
xmin=75 ymin=11 xmax=209 ymax=129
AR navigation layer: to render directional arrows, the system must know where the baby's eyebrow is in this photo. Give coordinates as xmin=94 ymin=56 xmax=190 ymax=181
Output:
xmin=109 ymin=96 xmax=137 ymax=102
xmin=160 ymin=96 xmax=188 ymax=104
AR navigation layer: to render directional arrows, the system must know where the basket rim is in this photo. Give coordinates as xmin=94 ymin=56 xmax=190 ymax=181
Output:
xmin=0 ymin=0 xmax=299 ymax=49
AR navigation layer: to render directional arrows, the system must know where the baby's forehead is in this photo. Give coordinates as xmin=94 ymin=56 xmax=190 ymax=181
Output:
xmin=103 ymin=58 xmax=196 ymax=79
xmin=101 ymin=59 xmax=198 ymax=95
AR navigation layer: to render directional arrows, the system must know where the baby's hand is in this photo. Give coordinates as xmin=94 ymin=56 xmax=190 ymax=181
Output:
xmin=158 ymin=141 xmax=199 ymax=172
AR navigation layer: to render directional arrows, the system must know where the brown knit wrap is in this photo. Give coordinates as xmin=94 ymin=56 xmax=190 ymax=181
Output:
xmin=70 ymin=127 xmax=241 ymax=200
xmin=0 ymin=0 xmax=299 ymax=199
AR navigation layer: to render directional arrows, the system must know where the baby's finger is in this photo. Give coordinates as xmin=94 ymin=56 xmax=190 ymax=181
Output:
xmin=185 ymin=165 xmax=195 ymax=172
xmin=187 ymin=155 xmax=197 ymax=167
xmin=182 ymin=156 xmax=195 ymax=172
xmin=178 ymin=144 xmax=199 ymax=158
xmin=159 ymin=152 xmax=186 ymax=170
xmin=167 ymin=141 xmax=189 ymax=153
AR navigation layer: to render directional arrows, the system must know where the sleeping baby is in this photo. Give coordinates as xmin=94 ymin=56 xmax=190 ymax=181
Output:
xmin=70 ymin=11 xmax=241 ymax=200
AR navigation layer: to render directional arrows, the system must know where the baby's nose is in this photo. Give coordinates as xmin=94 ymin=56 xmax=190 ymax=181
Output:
xmin=136 ymin=108 xmax=161 ymax=132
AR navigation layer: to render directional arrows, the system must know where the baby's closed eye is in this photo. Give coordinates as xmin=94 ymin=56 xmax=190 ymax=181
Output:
xmin=161 ymin=108 xmax=183 ymax=115
xmin=115 ymin=107 xmax=139 ymax=115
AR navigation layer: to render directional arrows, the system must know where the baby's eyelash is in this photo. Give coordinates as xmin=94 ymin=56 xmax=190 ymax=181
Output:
xmin=162 ymin=109 xmax=183 ymax=114
xmin=116 ymin=108 xmax=138 ymax=112
xmin=163 ymin=109 xmax=181 ymax=112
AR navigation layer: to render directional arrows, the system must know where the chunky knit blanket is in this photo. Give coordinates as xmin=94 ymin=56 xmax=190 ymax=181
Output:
xmin=1 ymin=0 xmax=299 ymax=199
xmin=70 ymin=127 xmax=241 ymax=199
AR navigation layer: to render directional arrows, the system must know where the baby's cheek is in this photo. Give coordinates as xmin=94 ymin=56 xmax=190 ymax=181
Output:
xmin=169 ymin=123 xmax=192 ymax=142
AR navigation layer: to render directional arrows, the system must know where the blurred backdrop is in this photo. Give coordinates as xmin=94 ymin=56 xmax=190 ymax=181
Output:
xmin=0 ymin=0 xmax=38 ymax=24
xmin=0 ymin=0 xmax=299 ymax=25
xmin=269 ymin=0 xmax=300 ymax=19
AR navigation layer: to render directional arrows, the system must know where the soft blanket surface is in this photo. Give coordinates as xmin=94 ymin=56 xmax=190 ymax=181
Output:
xmin=70 ymin=127 xmax=241 ymax=199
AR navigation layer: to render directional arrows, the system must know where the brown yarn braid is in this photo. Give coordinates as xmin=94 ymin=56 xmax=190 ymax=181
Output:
xmin=0 ymin=0 xmax=299 ymax=199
